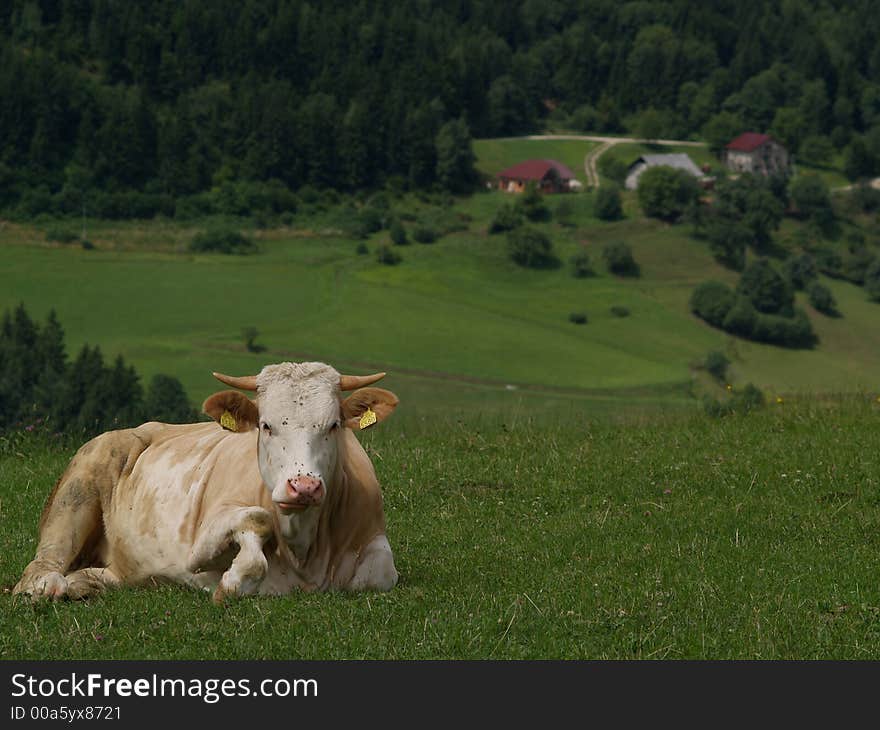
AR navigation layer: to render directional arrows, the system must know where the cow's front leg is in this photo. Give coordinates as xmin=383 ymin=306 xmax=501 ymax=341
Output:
xmin=349 ymin=534 xmax=398 ymax=592
xmin=187 ymin=507 xmax=273 ymax=603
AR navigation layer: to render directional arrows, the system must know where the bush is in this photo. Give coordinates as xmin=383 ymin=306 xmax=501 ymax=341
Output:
xmin=690 ymin=281 xmax=736 ymax=327
xmin=789 ymin=175 xmax=832 ymax=219
xmin=637 ymin=166 xmax=701 ymax=222
xmin=242 ymin=326 xmax=266 ymax=353
xmin=489 ymin=203 xmax=522 ymax=234
xmin=568 ymin=312 xmax=588 ymax=325
xmin=807 ymin=281 xmax=838 ymax=316
xmin=515 ymin=183 xmax=551 ymax=222
xmin=751 ymin=308 xmax=817 ymax=348
xmin=594 ymin=184 xmax=623 ymax=221
xmin=189 ymin=229 xmax=257 ymax=255
xmin=783 ymin=253 xmax=818 ymax=290
xmin=602 ymin=241 xmax=639 ymax=276
xmin=375 ymin=243 xmax=402 ymax=265
xmin=570 ymin=251 xmax=594 ymax=278
xmin=412 ymin=225 xmax=438 ymax=244
xmin=389 ymin=220 xmax=408 ymax=245
xmin=506 ymin=227 xmax=558 ymax=269
xmin=702 ymin=383 xmax=765 ymax=417
xmin=610 ymin=305 xmax=631 ymax=318
xmin=355 ymin=242 xmax=369 ymax=255
xmin=597 ymin=155 xmax=627 ymax=186
xmin=46 ymin=228 xmax=79 ymax=244
xmin=706 ymin=222 xmax=748 ymax=271
xmin=865 ymin=258 xmax=880 ymax=302
xmin=737 ymin=259 xmax=794 ymax=316
xmin=721 ymin=296 xmax=758 ymax=337
xmin=81 ymin=240 xmax=95 ymax=250
xmin=704 ymin=351 xmax=730 ymax=381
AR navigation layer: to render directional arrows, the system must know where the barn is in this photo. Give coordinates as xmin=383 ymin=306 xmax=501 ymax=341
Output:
xmin=496 ymin=159 xmax=576 ymax=193
xmin=723 ymin=133 xmax=790 ymax=176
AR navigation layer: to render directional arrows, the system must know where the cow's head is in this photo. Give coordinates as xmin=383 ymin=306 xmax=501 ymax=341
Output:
xmin=203 ymin=362 xmax=398 ymax=515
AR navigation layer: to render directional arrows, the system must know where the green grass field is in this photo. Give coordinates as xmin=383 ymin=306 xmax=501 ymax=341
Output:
xmin=473 ymin=137 xmax=598 ymax=184
xmin=3 ymin=400 xmax=880 ymax=659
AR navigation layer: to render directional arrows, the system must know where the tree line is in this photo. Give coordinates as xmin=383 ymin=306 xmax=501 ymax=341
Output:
xmin=1 ymin=0 xmax=880 ymax=218
xmin=0 ymin=303 xmax=197 ymax=436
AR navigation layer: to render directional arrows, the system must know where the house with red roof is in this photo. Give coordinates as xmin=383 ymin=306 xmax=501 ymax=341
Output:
xmin=723 ymin=133 xmax=790 ymax=177
xmin=496 ymin=159 xmax=577 ymax=193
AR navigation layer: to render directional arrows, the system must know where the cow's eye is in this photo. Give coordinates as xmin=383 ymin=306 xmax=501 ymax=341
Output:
xmin=261 ymin=422 xmax=272 ymax=435
xmin=328 ymin=421 xmax=340 ymax=433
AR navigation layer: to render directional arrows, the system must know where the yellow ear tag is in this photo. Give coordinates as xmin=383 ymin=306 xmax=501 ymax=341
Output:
xmin=220 ymin=410 xmax=238 ymax=432
xmin=359 ymin=408 xmax=377 ymax=430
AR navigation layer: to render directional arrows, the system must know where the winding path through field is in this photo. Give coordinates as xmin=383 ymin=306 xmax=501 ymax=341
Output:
xmin=523 ymin=134 xmax=708 ymax=188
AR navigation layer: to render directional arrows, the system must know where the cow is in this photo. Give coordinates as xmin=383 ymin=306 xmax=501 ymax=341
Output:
xmin=13 ymin=361 xmax=400 ymax=603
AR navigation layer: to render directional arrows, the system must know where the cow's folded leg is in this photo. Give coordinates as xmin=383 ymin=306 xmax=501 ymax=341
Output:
xmin=186 ymin=507 xmax=272 ymax=603
xmin=212 ymin=530 xmax=270 ymax=604
xmin=349 ymin=534 xmax=399 ymax=592
xmin=65 ymin=567 xmax=121 ymax=600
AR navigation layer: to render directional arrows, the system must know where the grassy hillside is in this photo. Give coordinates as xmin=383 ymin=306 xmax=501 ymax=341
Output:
xmin=4 ymin=401 xmax=880 ymax=659
xmin=473 ymin=138 xmax=598 ymax=184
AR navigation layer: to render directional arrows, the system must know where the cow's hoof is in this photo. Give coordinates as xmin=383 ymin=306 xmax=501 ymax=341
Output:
xmin=16 ymin=572 xmax=69 ymax=601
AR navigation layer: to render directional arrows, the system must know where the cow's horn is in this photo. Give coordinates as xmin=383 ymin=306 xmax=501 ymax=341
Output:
xmin=339 ymin=372 xmax=386 ymax=391
xmin=212 ymin=372 xmax=258 ymax=391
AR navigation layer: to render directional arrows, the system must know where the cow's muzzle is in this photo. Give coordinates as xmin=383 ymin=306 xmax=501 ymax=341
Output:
xmin=275 ymin=475 xmax=325 ymax=513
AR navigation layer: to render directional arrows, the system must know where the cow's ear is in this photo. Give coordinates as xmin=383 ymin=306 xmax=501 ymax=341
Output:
xmin=203 ymin=390 xmax=260 ymax=432
xmin=341 ymin=387 xmax=399 ymax=430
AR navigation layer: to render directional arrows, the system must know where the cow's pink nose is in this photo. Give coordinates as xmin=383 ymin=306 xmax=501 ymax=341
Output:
xmin=286 ymin=475 xmax=324 ymax=500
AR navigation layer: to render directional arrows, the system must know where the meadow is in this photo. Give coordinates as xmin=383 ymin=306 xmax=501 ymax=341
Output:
xmin=1 ymin=136 xmax=879 ymax=659
xmin=2 ymin=400 xmax=880 ymax=659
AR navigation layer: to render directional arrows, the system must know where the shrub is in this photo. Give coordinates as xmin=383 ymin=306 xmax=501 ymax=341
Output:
xmin=389 ymin=220 xmax=408 ymax=245
xmin=489 ymin=203 xmax=522 ymax=234
xmin=189 ymin=229 xmax=257 ymax=255
xmin=568 ymin=312 xmax=588 ymax=325
xmin=506 ymin=227 xmax=558 ymax=268
xmin=597 ymin=155 xmax=627 ymax=186
xmin=602 ymin=241 xmax=639 ymax=276
xmin=690 ymin=281 xmax=736 ymax=327
xmin=242 ymin=326 xmax=266 ymax=353
xmin=637 ymin=166 xmax=701 ymax=222
xmin=594 ymin=184 xmax=623 ymax=221
xmin=807 ymin=282 xmax=838 ymax=316
xmin=570 ymin=251 xmax=594 ymax=278
xmin=737 ymin=259 xmax=794 ymax=316
xmin=375 ymin=243 xmax=401 ymax=265
xmin=46 ymin=228 xmax=79 ymax=244
xmin=704 ymin=350 xmax=730 ymax=381
xmin=703 ymin=383 xmax=765 ymax=417
xmin=355 ymin=242 xmax=369 ymax=255
xmin=706 ymin=222 xmax=748 ymax=271
xmin=751 ymin=308 xmax=817 ymax=348
xmin=412 ymin=225 xmax=438 ymax=244
xmin=722 ymin=296 xmax=758 ymax=337
xmin=515 ymin=183 xmax=551 ymax=222
xmin=81 ymin=239 xmax=95 ymax=250
xmin=783 ymin=253 xmax=818 ymax=290
xmin=865 ymin=258 xmax=880 ymax=302
xmin=610 ymin=305 xmax=631 ymax=318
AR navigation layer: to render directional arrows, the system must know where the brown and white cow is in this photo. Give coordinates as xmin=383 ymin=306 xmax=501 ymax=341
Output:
xmin=14 ymin=361 xmax=400 ymax=603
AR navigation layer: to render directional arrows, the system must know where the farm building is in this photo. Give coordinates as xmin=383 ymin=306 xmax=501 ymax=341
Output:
xmin=723 ymin=133 xmax=790 ymax=176
xmin=496 ymin=159 xmax=576 ymax=193
xmin=624 ymin=153 xmax=707 ymax=190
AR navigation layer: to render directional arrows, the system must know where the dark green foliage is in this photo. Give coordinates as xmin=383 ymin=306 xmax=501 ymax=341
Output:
xmin=737 ymin=260 xmax=794 ymax=316
xmin=412 ymin=225 xmax=438 ymax=244
xmin=783 ymin=253 xmax=818 ymax=290
xmin=568 ymin=312 xmax=588 ymax=325
xmin=143 ymin=375 xmax=199 ymax=424
xmin=515 ymin=184 xmax=550 ymax=222
xmin=690 ymin=281 xmax=736 ymax=328
xmin=389 ymin=220 xmax=408 ymax=246
xmin=750 ymin=308 xmax=817 ymax=348
xmin=610 ymin=305 xmax=631 ymax=318
xmin=242 ymin=327 xmax=266 ymax=354
xmin=602 ymin=241 xmax=640 ymax=277
xmin=722 ymin=296 xmax=759 ymax=337
xmin=705 ymin=176 xmax=784 ymax=263
xmin=435 ymin=118 xmax=477 ymax=194
xmin=375 ymin=243 xmax=402 ymax=265
xmin=597 ymin=156 xmax=627 ymax=186
xmin=45 ymin=229 xmax=79 ymax=244
xmin=706 ymin=222 xmax=749 ymax=271
xmin=355 ymin=242 xmax=369 ymax=255
xmin=489 ymin=203 xmax=522 ymax=234
xmin=570 ymin=251 xmax=594 ymax=278
xmin=81 ymin=240 xmax=95 ymax=250
xmin=637 ymin=166 xmax=700 ymax=222
xmin=704 ymin=383 xmax=765 ymax=417
xmin=0 ymin=304 xmax=195 ymax=435
xmin=506 ymin=227 xmax=558 ymax=269
xmin=189 ymin=229 xmax=256 ymax=255
xmin=866 ymin=258 xmax=880 ymax=302
xmin=807 ymin=282 xmax=838 ymax=316
xmin=704 ymin=351 xmax=730 ymax=382
xmin=594 ymin=184 xmax=623 ymax=221
xmin=789 ymin=175 xmax=832 ymax=220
